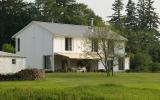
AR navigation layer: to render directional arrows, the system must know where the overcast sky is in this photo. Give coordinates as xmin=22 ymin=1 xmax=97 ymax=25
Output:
xmin=25 ymin=0 xmax=160 ymax=21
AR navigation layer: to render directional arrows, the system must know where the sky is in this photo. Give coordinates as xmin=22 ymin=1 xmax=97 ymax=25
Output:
xmin=25 ymin=0 xmax=160 ymax=21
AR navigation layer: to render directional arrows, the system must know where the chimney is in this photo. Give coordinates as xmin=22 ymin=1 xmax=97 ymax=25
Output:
xmin=90 ymin=18 xmax=94 ymax=32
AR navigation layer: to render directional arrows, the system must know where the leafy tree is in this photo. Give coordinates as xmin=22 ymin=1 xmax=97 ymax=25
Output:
xmin=125 ymin=0 xmax=137 ymax=31
xmin=2 ymin=43 xmax=15 ymax=53
xmin=131 ymin=53 xmax=152 ymax=71
xmin=84 ymin=27 xmax=127 ymax=76
xmin=110 ymin=0 xmax=124 ymax=29
xmin=0 ymin=0 xmax=39 ymax=49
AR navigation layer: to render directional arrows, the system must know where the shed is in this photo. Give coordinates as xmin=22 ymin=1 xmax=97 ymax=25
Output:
xmin=0 ymin=51 xmax=26 ymax=74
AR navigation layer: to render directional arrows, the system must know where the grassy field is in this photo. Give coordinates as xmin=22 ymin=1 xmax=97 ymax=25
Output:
xmin=0 ymin=73 xmax=160 ymax=100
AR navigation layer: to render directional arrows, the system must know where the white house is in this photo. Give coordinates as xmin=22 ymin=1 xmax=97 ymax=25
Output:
xmin=0 ymin=51 xmax=26 ymax=74
xmin=12 ymin=21 xmax=129 ymax=72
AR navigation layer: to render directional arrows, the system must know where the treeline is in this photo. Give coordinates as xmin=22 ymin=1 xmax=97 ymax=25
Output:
xmin=0 ymin=0 xmax=105 ymax=51
xmin=110 ymin=0 xmax=160 ymax=72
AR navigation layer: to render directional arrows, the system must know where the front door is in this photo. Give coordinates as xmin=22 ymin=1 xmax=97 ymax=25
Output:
xmin=44 ymin=55 xmax=52 ymax=70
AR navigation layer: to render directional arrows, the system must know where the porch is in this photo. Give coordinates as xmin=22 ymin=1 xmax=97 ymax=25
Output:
xmin=54 ymin=53 xmax=99 ymax=72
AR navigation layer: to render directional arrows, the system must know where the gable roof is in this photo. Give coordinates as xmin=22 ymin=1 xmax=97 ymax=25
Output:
xmin=34 ymin=21 xmax=91 ymax=37
xmin=0 ymin=51 xmax=26 ymax=58
xmin=12 ymin=21 xmax=127 ymax=41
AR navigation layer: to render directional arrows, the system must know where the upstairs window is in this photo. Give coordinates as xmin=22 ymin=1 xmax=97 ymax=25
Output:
xmin=65 ymin=38 xmax=72 ymax=51
xmin=17 ymin=38 xmax=20 ymax=52
xmin=91 ymin=40 xmax=98 ymax=52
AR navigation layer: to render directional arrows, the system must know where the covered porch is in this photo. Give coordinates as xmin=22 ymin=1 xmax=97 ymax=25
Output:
xmin=54 ymin=53 xmax=99 ymax=72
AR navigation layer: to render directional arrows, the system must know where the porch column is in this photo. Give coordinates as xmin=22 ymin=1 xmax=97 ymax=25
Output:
xmin=67 ymin=58 xmax=71 ymax=72
xmin=52 ymin=54 xmax=54 ymax=72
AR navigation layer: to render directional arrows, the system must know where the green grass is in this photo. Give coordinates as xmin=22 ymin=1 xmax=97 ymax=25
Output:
xmin=0 ymin=73 xmax=160 ymax=100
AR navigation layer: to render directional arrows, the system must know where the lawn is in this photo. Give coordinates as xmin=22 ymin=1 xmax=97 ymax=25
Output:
xmin=0 ymin=73 xmax=160 ymax=100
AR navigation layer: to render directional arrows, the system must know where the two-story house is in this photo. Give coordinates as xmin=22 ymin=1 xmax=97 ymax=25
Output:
xmin=12 ymin=21 xmax=129 ymax=72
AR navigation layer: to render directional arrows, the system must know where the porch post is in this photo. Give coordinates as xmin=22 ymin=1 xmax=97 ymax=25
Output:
xmin=67 ymin=58 xmax=71 ymax=72
xmin=52 ymin=54 xmax=54 ymax=72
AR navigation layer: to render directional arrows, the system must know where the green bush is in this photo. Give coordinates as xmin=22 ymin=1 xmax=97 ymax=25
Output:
xmin=131 ymin=53 xmax=152 ymax=72
xmin=149 ymin=63 xmax=160 ymax=72
xmin=2 ymin=43 xmax=15 ymax=53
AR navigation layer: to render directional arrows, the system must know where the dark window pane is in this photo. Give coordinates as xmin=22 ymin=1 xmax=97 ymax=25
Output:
xmin=12 ymin=59 xmax=16 ymax=64
xmin=65 ymin=38 xmax=72 ymax=51
xmin=17 ymin=38 xmax=20 ymax=52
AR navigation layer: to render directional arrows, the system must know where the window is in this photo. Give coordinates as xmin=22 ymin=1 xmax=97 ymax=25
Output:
xmin=17 ymin=38 xmax=20 ymax=52
xmin=44 ymin=56 xmax=52 ymax=69
xmin=91 ymin=40 xmax=98 ymax=52
xmin=119 ymin=58 xmax=124 ymax=70
xmin=65 ymin=38 xmax=72 ymax=51
xmin=12 ymin=59 xmax=16 ymax=64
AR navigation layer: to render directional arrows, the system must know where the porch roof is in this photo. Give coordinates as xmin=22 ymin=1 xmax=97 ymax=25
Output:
xmin=55 ymin=52 xmax=100 ymax=60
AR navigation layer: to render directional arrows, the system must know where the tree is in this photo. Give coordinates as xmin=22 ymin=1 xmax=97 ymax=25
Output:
xmin=2 ymin=43 xmax=15 ymax=53
xmin=0 ymin=0 xmax=39 ymax=49
xmin=110 ymin=0 xmax=124 ymax=29
xmin=125 ymin=0 xmax=137 ymax=31
xmin=84 ymin=27 xmax=127 ymax=76
xmin=145 ymin=0 xmax=159 ymax=31
xmin=137 ymin=0 xmax=147 ymax=30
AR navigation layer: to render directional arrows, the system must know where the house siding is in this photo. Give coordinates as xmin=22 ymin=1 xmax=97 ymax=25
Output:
xmin=16 ymin=24 xmax=54 ymax=70
xmin=54 ymin=36 xmax=85 ymax=53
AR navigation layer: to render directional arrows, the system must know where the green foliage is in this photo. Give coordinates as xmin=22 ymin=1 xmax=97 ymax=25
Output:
xmin=145 ymin=0 xmax=159 ymax=30
xmin=125 ymin=0 xmax=137 ymax=31
xmin=110 ymin=0 xmax=124 ymax=29
xmin=131 ymin=53 xmax=152 ymax=72
xmin=136 ymin=0 xmax=159 ymax=31
xmin=149 ymin=63 xmax=160 ymax=72
xmin=110 ymin=0 xmax=160 ymax=72
xmin=2 ymin=43 xmax=15 ymax=53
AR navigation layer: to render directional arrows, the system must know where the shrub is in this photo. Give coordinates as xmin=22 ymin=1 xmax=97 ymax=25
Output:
xmin=131 ymin=53 xmax=152 ymax=72
xmin=0 ymin=69 xmax=45 ymax=81
xmin=2 ymin=43 xmax=15 ymax=53
xmin=149 ymin=63 xmax=160 ymax=72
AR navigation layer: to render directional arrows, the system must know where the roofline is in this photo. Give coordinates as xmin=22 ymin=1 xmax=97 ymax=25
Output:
xmin=12 ymin=21 xmax=128 ymax=41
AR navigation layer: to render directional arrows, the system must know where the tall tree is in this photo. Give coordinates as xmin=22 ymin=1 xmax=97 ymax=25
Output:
xmin=125 ymin=0 xmax=137 ymax=31
xmin=145 ymin=0 xmax=159 ymax=31
xmin=137 ymin=0 xmax=147 ymax=30
xmin=110 ymin=0 xmax=124 ymax=29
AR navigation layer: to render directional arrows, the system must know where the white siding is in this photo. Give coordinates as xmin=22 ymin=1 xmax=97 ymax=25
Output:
xmin=54 ymin=37 xmax=85 ymax=53
xmin=0 ymin=57 xmax=26 ymax=74
xmin=114 ymin=42 xmax=125 ymax=56
xmin=16 ymin=24 xmax=54 ymax=70
xmin=124 ymin=57 xmax=130 ymax=70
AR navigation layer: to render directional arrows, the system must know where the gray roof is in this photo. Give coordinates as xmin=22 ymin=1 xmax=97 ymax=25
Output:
xmin=34 ymin=21 xmax=127 ymax=41
xmin=33 ymin=21 xmax=91 ymax=37
xmin=0 ymin=51 xmax=26 ymax=58
xmin=13 ymin=21 xmax=127 ymax=41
